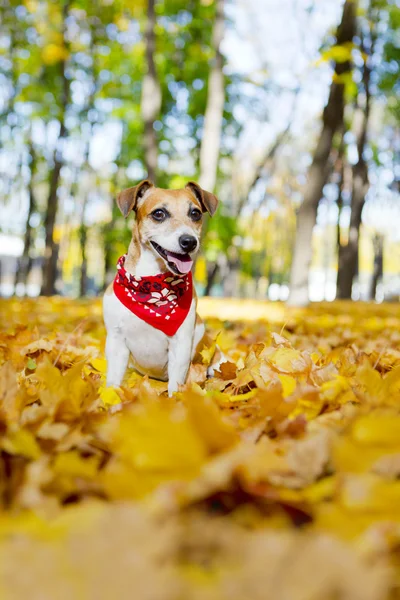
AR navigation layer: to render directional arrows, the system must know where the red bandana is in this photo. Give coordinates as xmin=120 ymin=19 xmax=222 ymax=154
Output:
xmin=113 ymin=255 xmax=193 ymax=336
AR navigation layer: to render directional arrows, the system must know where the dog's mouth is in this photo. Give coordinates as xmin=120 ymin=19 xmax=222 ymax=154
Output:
xmin=150 ymin=242 xmax=193 ymax=275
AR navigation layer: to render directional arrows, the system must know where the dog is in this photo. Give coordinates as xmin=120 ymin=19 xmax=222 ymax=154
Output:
xmin=103 ymin=179 xmax=219 ymax=396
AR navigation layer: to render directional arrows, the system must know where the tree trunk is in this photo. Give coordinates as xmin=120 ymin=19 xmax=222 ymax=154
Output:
xmin=370 ymin=233 xmax=383 ymax=300
xmin=103 ymin=165 xmax=121 ymax=290
xmin=198 ymin=0 xmax=225 ymax=193
xmin=198 ymin=0 xmax=225 ymax=292
xmin=337 ymin=26 xmax=374 ymax=299
xmin=103 ymin=218 xmax=116 ymax=290
xmin=41 ymin=1 xmax=70 ymax=296
xmin=336 ymin=139 xmax=346 ymax=253
xmin=41 ymin=161 xmax=63 ymax=296
xmin=141 ymin=0 xmax=161 ymax=183
xmin=336 ymin=162 xmax=369 ymax=298
xmin=79 ymin=221 xmax=88 ymax=297
xmin=204 ymin=262 xmax=219 ymax=296
xmin=78 ymin=22 xmax=98 ymax=297
xmin=2 ymin=0 xmax=17 ymax=149
xmin=287 ymin=0 xmax=357 ymax=306
xmin=15 ymin=140 xmax=37 ymax=291
xmin=332 ymin=130 xmax=348 ymax=295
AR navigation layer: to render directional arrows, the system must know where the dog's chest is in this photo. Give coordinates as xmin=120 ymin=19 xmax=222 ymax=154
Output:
xmin=103 ymin=291 xmax=169 ymax=379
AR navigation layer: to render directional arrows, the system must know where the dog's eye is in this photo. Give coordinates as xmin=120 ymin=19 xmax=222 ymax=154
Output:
xmin=151 ymin=208 xmax=168 ymax=222
xmin=189 ymin=208 xmax=202 ymax=222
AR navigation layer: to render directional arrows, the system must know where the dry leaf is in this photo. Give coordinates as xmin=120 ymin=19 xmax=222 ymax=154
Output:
xmin=0 ymin=296 xmax=399 ymax=598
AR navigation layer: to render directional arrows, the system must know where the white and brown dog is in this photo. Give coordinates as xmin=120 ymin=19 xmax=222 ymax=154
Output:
xmin=103 ymin=179 xmax=218 ymax=396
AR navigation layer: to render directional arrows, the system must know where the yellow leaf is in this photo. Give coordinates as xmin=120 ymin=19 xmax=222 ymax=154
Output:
xmin=99 ymin=385 xmax=121 ymax=407
xmin=320 ymin=375 xmax=356 ymax=405
xmin=267 ymin=348 xmax=310 ymax=374
xmin=355 ymin=361 xmax=383 ymax=404
xmin=340 ymin=473 xmax=400 ymax=514
xmin=42 ymin=44 xmax=69 ymax=66
xmin=303 ymin=476 xmax=336 ymax=503
xmin=184 ymin=389 xmax=238 ymax=454
xmin=2 ymin=429 xmax=41 ymax=460
xmin=318 ymin=42 xmax=354 ymax=65
xmin=36 ymin=360 xmax=97 ymax=419
xmin=277 ymin=374 xmax=296 ymax=398
xmin=37 ymin=420 xmax=70 ymax=441
xmin=333 ymin=435 xmax=380 ymax=473
xmin=0 ymin=361 xmax=23 ymax=422
xmin=194 ymin=255 xmax=207 ymax=286
xmin=200 ymin=335 xmax=218 ymax=365
xmin=53 ymin=451 xmax=98 ymax=479
xmin=21 ymin=338 xmax=53 ymax=355
xmin=24 ymin=0 xmax=38 ymax=13
xmin=90 ymin=358 xmax=107 ymax=374
xmin=111 ymin=403 xmax=207 ymax=473
xmin=116 ymin=16 xmax=130 ymax=31
xmin=351 ymin=411 xmax=400 ymax=446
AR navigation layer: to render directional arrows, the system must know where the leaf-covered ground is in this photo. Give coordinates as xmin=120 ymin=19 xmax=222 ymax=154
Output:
xmin=0 ymin=297 xmax=400 ymax=599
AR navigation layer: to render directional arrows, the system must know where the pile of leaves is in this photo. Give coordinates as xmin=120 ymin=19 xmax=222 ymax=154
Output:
xmin=0 ymin=296 xmax=400 ymax=599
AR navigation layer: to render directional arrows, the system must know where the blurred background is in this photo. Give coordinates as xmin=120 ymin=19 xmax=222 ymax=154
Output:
xmin=0 ymin=0 xmax=398 ymax=305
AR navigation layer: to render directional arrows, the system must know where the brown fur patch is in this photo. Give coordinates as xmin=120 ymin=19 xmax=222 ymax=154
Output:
xmin=117 ymin=186 xmax=207 ymax=276
xmin=136 ymin=188 xmax=203 ymax=227
xmin=125 ymin=224 xmax=142 ymax=272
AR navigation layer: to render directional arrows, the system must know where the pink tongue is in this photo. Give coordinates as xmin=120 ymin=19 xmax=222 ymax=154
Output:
xmin=166 ymin=251 xmax=193 ymax=274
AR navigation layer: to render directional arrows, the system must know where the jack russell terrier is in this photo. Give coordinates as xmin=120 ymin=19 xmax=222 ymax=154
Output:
xmin=103 ymin=179 xmax=220 ymax=397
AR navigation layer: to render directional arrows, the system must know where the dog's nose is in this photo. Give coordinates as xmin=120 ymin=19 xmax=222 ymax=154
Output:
xmin=179 ymin=235 xmax=197 ymax=253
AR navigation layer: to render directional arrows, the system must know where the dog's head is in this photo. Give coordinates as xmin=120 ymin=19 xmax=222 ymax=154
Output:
xmin=116 ymin=180 xmax=218 ymax=275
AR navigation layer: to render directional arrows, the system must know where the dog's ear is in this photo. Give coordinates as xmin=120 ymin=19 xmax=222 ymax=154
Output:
xmin=117 ymin=180 xmax=154 ymax=218
xmin=185 ymin=181 xmax=218 ymax=217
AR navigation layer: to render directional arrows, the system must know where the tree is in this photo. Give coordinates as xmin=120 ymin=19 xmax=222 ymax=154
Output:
xmin=337 ymin=5 xmax=377 ymax=299
xmin=378 ymin=1 xmax=400 ymax=124
xmin=287 ymin=0 xmax=357 ymax=306
xmin=370 ymin=233 xmax=384 ymax=300
xmin=1 ymin=0 xmax=239 ymax=297
xmin=198 ymin=0 xmax=225 ymax=193
xmin=77 ymin=12 xmax=102 ymax=297
xmin=41 ymin=1 xmax=71 ymax=296
xmin=15 ymin=138 xmax=37 ymax=290
xmin=141 ymin=0 xmax=161 ymax=183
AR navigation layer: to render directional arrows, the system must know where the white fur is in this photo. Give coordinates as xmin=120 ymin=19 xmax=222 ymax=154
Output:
xmin=149 ymin=225 xmax=199 ymax=256
xmin=167 ymin=298 xmax=196 ymax=395
xmin=104 ymin=245 xmax=203 ymax=396
xmin=134 ymin=243 xmax=165 ymax=277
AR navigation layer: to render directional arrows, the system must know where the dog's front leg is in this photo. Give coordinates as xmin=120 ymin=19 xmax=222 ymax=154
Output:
xmin=105 ymin=332 xmax=130 ymax=387
xmin=168 ymin=301 xmax=196 ymax=397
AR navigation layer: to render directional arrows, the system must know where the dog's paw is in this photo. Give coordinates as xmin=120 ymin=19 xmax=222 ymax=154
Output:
xmin=207 ymin=351 xmax=228 ymax=379
xmin=168 ymin=381 xmax=178 ymax=397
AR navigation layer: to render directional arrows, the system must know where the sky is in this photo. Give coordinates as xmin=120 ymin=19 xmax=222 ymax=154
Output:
xmin=224 ymin=0 xmax=343 ymax=209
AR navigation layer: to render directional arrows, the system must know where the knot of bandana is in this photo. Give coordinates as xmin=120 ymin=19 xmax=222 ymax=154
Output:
xmin=113 ymin=255 xmax=193 ymax=336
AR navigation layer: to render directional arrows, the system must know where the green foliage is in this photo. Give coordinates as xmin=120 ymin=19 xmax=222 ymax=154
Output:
xmin=0 ymin=0 xmax=241 ymax=291
xmin=378 ymin=2 xmax=400 ymax=121
xmin=2 ymin=0 xmax=398 ymax=298
xmin=319 ymin=42 xmax=355 ymax=64
xmin=203 ymin=210 xmax=238 ymax=263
